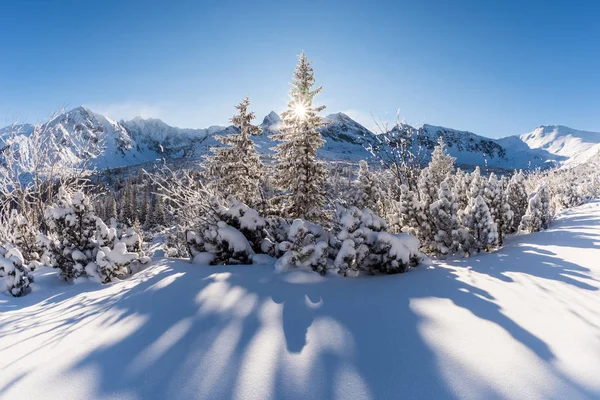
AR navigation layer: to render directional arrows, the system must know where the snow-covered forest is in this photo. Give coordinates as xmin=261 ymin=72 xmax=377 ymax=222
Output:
xmin=0 ymin=52 xmax=599 ymax=297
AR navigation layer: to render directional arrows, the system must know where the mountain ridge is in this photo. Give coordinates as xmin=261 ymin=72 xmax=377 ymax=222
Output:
xmin=0 ymin=106 xmax=583 ymax=172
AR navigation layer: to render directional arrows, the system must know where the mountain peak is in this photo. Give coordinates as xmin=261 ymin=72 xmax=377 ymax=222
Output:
xmin=323 ymin=112 xmax=351 ymax=123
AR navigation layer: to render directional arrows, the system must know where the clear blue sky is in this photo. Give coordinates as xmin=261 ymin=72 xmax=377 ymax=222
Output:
xmin=1 ymin=0 xmax=599 ymax=138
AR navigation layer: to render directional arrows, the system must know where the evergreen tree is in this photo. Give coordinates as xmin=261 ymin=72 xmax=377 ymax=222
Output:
xmin=351 ymin=160 xmax=385 ymax=214
xmin=463 ymin=195 xmax=498 ymax=253
xmin=204 ymin=97 xmax=264 ymax=206
xmin=429 ymin=180 xmax=464 ymax=256
xmin=428 ymin=137 xmax=456 ymax=187
xmin=486 ymin=173 xmax=513 ymax=246
xmin=398 ymin=184 xmax=430 ymax=242
xmin=468 ymin=166 xmax=487 ymax=200
xmin=140 ymin=186 xmax=151 ymax=226
xmin=106 ymin=193 xmax=118 ymax=221
xmin=152 ymin=195 xmax=168 ymax=228
xmin=453 ymin=168 xmax=471 ymax=211
xmin=519 ymin=184 xmax=551 ymax=233
xmin=272 ymin=52 xmax=328 ymax=221
xmin=8 ymin=210 xmax=41 ymax=269
xmin=44 ymin=188 xmax=98 ymax=282
xmin=0 ymin=244 xmax=34 ymax=297
xmin=506 ymin=171 xmax=528 ymax=233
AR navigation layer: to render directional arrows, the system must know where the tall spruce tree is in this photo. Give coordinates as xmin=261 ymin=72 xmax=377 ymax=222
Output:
xmin=272 ymin=52 xmax=327 ymax=221
xmin=205 ymin=97 xmax=264 ymax=206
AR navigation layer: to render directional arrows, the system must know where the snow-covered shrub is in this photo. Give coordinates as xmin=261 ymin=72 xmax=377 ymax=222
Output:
xmin=331 ymin=205 xmax=423 ymax=276
xmin=7 ymin=210 xmax=41 ymax=270
xmin=262 ymin=216 xmax=291 ymax=257
xmin=462 ymin=195 xmax=498 ymax=253
xmin=372 ymin=231 xmax=423 ymax=274
xmin=519 ymin=184 xmax=551 ymax=233
xmin=44 ymin=188 xmax=98 ymax=282
xmin=88 ymin=242 xmax=140 ymax=284
xmin=275 ymin=219 xmax=329 ymax=275
xmin=0 ymin=244 xmax=34 ymax=297
xmin=187 ymin=222 xmax=254 ymax=265
xmin=45 ymin=187 xmax=147 ymax=283
xmin=186 ymin=196 xmax=267 ymax=265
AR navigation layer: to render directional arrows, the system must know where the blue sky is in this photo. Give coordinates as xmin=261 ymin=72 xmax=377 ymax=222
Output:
xmin=1 ymin=0 xmax=599 ymax=138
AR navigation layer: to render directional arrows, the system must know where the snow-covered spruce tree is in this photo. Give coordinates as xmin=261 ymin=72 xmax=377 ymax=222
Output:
xmin=8 ymin=209 xmax=41 ymax=269
xmin=186 ymin=196 xmax=267 ymax=265
xmin=468 ymin=166 xmax=487 ymax=200
xmin=486 ymin=173 xmax=513 ymax=246
xmin=506 ymin=170 xmax=528 ymax=233
xmin=462 ymin=195 xmax=498 ymax=253
xmin=274 ymin=219 xmax=329 ymax=275
xmin=417 ymin=139 xmax=456 ymax=246
xmin=0 ymin=244 xmax=34 ymax=297
xmin=519 ymin=184 xmax=551 ymax=233
xmin=453 ymin=168 xmax=471 ymax=212
xmin=106 ymin=192 xmax=118 ymax=222
xmin=429 ymin=180 xmax=468 ymax=256
xmin=44 ymin=188 xmax=98 ymax=282
xmin=331 ymin=205 xmax=422 ymax=276
xmin=351 ymin=160 xmax=385 ymax=214
xmin=397 ymin=184 xmax=430 ymax=242
xmin=271 ymin=52 xmax=328 ymax=221
xmin=204 ymin=97 xmax=264 ymax=207
xmin=428 ymin=137 xmax=456 ymax=187
xmin=119 ymin=181 xmax=137 ymax=225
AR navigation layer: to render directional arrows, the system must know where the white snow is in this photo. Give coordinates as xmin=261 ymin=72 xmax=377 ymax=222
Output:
xmin=1 ymin=203 xmax=600 ymax=399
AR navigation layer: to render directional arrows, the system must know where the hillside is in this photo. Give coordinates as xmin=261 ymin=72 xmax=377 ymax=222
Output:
xmin=1 ymin=202 xmax=599 ymax=399
xmin=520 ymin=125 xmax=600 ymax=166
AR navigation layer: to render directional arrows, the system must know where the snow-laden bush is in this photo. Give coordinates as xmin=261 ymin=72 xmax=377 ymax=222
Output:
xmin=88 ymin=242 xmax=140 ymax=284
xmin=90 ymin=219 xmax=149 ymax=282
xmin=186 ymin=196 xmax=267 ymax=265
xmin=261 ymin=216 xmax=291 ymax=257
xmin=331 ymin=205 xmax=423 ymax=276
xmin=519 ymin=184 xmax=551 ymax=233
xmin=7 ymin=210 xmax=41 ymax=270
xmin=44 ymin=188 xmax=147 ymax=283
xmin=0 ymin=244 xmax=34 ymax=297
xmin=274 ymin=219 xmax=329 ymax=275
xmin=44 ymin=188 xmax=98 ymax=282
xmin=187 ymin=222 xmax=254 ymax=265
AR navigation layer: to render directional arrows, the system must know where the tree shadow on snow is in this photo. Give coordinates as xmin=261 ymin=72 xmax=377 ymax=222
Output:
xmin=3 ymin=229 xmax=599 ymax=400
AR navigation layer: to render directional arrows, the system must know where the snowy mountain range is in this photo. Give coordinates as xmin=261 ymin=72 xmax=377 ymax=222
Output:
xmin=1 ymin=106 xmax=597 ymax=172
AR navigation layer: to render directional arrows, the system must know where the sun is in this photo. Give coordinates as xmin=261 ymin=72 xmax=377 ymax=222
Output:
xmin=291 ymin=100 xmax=308 ymax=120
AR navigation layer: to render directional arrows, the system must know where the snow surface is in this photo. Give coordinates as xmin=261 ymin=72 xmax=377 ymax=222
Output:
xmin=2 ymin=203 xmax=600 ymax=399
